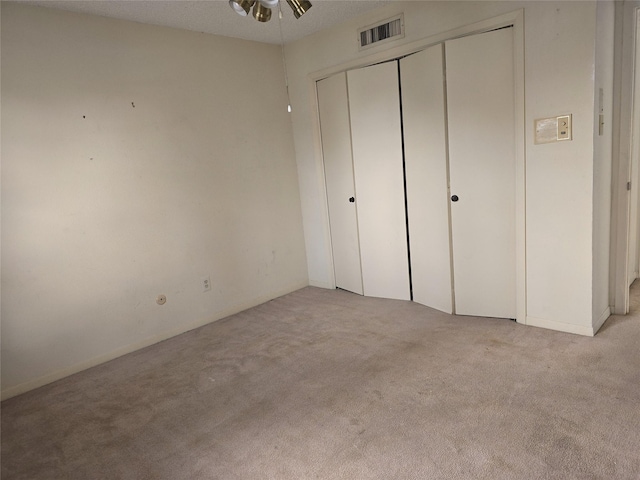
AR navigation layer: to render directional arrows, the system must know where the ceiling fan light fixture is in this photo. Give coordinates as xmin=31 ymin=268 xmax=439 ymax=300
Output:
xmin=252 ymin=2 xmax=272 ymax=22
xmin=258 ymin=0 xmax=279 ymax=8
xmin=286 ymin=0 xmax=312 ymax=19
xmin=229 ymin=0 xmax=255 ymax=16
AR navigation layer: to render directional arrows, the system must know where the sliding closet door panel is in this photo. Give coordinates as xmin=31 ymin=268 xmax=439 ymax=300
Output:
xmin=400 ymin=45 xmax=453 ymax=314
xmin=446 ymin=28 xmax=516 ymax=318
xmin=318 ymin=73 xmax=363 ymax=295
xmin=347 ymin=62 xmax=410 ymax=301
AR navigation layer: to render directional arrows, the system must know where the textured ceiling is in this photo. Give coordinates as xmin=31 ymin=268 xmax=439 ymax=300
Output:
xmin=18 ymin=0 xmax=392 ymax=44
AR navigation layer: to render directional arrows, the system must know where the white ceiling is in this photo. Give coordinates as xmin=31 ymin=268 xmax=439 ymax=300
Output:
xmin=18 ymin=0 xmax=392 ymax=44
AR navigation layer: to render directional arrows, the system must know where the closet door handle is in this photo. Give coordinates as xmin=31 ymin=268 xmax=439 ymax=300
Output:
xmin=349 ymin=197 xmax=355 ymax=203
xmin=451 ymin=195 xmax=459 ymax=202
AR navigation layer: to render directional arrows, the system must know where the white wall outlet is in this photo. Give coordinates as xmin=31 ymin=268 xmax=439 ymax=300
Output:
xmin=202 ymin=276 xmax=211 ymax=292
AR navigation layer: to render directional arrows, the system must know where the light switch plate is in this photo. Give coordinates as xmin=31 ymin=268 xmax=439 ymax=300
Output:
xmin=557 ymin=115 xmax=571 ymax=140
xmin=534 ymin=114 xmax=572 ymax=144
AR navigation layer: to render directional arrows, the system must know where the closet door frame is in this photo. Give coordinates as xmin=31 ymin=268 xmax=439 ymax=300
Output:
xmin=310 ymin=10 xmax=526 ymax=324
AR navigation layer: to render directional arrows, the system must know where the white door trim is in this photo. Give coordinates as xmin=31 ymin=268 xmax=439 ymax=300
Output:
xmin=611 ymin=2 xmax=640 ymax=314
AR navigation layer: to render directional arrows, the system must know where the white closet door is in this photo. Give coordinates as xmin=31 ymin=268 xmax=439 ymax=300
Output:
xmin=317 ymin=73 xmax=363 ymax=295
xmin=347 ymin=62 xmax=410 ymax=301
xmin=400 ymin=45 xmax=453 ymax=313
xmin=446 ymin=27 xmax=516 ymax=318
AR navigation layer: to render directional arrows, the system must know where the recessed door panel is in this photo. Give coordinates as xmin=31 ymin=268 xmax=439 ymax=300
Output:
xmin=446 ymin=28 xmax=516 ymax=318
xmin=317 ymin=73 xmax=363 ymax=295
xmin=347 ymin=62 xmax=410 ymax=301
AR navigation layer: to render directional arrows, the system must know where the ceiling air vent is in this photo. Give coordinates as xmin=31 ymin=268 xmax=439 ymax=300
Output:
xmin=358 ymin=14 xmax=404 ymax=50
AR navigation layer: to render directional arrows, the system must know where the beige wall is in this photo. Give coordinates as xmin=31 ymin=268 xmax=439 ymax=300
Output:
xmin=1 ymin=3 xmax=308 ymax=398
xmin=286 ymin=1 xmax=610 ymax=335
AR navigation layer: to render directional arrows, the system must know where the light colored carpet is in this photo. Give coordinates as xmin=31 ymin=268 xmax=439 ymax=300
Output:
xmin=2 ymin=283 xmax=640 ymax=479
